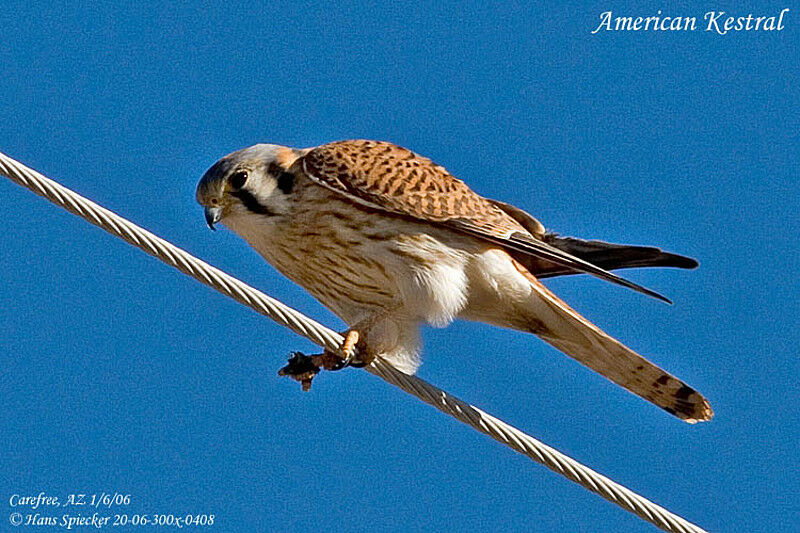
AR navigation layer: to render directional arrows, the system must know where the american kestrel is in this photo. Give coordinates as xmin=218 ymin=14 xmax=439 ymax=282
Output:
xmin=196 ymin=140 xmax=712 ymax=423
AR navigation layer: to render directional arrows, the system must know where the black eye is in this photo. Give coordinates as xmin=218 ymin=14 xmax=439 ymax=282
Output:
xmin=230 ymin=170 xmax=248 ymax=189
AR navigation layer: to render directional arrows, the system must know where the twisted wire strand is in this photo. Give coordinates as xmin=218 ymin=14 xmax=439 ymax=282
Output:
xmin=0 ymin=150 xmax=708 ymax=533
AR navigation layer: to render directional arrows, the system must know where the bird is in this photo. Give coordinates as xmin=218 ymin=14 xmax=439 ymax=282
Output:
xmin=196 ymin=139 xmax=712 ymax=423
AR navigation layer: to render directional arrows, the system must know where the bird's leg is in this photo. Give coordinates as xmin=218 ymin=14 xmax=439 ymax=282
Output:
xmin=278 ymin=307 xmax=401 ymax=389
xmin=334 ymin=307 xmax=408 ymax=369
xmin=338 ymin=329 xmax=362 ymax=367
xmin=315 ymin=328 xmax=372 ymax=369
xmin=278 ymin=329 xmax=371 ymax=391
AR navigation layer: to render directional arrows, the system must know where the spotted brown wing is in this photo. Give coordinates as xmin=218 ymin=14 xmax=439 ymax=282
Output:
xmin=301 ymin=140 xmax=517 ymax=231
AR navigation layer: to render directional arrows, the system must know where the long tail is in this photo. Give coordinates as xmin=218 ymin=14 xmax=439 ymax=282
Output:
xmin=513 ymin=261 xmax=712 ymax=423
xmin=517 ymin=234 xmax=698 ymax=279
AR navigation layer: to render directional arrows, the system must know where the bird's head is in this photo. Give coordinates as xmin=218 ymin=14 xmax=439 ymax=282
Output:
xmin=196 ymin=144 xmax=304 ymax=230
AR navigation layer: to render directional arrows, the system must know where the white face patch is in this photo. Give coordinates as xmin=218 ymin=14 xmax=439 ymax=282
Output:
xmin=245 ymin=169 xmax=280 ymax=204
xmin=249 ymin=172 xmax=295 ymax=216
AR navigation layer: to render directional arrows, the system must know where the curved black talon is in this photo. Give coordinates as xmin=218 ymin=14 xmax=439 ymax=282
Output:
xmin=320 ymin=349 xmax=363 ymax=371
xmin=335 ymin=351 xmax=367 ymax=369
xmin=327 ymin=357 xmax=349 ymax=371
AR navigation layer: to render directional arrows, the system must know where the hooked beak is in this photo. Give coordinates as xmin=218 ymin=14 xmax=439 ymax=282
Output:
xmin=204 ymin=206 xmax=223 ymax=230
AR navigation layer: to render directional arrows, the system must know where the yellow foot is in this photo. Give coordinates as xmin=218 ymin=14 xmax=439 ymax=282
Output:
xmin=316 ymin=330 xmax=371 ymax=369
xmin=340 ymin=330 xmax=360 ymax=365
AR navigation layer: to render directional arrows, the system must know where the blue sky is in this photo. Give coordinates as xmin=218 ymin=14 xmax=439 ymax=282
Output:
xmin=1 ymin=1 xmax=797 ymax=531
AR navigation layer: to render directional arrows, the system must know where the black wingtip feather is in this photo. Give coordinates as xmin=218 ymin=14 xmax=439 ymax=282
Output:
xmin=536 ymin=235 xmax=699 ymax=280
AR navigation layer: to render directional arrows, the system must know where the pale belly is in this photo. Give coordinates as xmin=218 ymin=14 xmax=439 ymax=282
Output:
xmin=225 ymin=202 xmax=477 ymax=328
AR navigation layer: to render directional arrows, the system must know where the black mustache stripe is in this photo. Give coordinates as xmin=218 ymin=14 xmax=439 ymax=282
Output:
xmin=230 ymin=189 xmax=276 ymax=216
